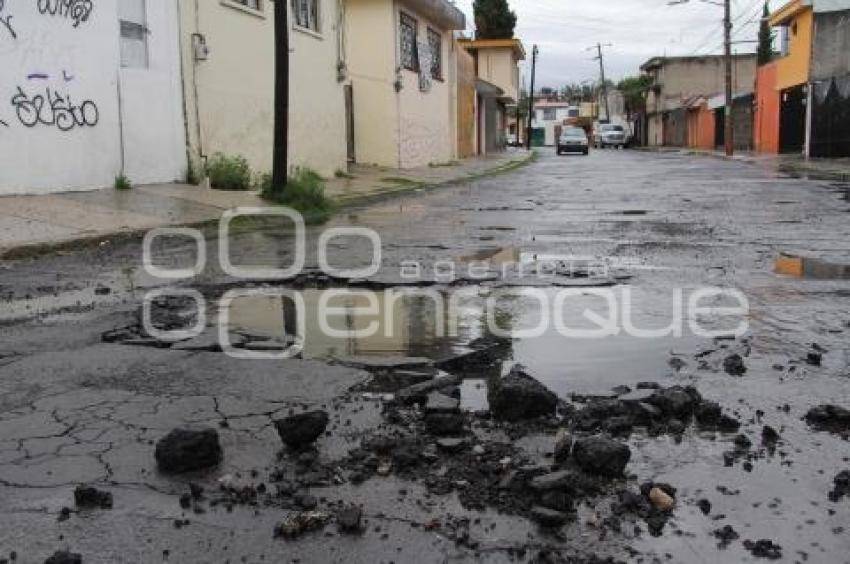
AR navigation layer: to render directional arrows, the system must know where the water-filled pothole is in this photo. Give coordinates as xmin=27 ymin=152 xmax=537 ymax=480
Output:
xmin=775 ymin=253 xmax=850 ymax=279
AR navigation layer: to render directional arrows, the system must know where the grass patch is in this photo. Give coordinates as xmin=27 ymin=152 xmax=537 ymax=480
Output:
xmin=206 ymin=153 xmax=252 ymax=191
xmin=429 ymin=160 xmax=460 ymax=168
xmin=261 ymin=167 xmax=335 ymax=224
xmin=114 ymin=174 xmax=132 ymax=190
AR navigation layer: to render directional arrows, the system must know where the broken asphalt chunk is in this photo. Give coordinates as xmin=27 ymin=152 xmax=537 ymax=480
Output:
xmin=274 ymin=410 xmax=330 ymax=449
xmin=488 ymin=365 xmax=558 ymax=422
xmin=73 ymin=485 xmax=113 ymax=510
xmin=44 ymin=552 xmax=82 ymax=564
xmin=805 ymin=404 xmax=850 ymax=434
xmin=572 ymin=436 xmax=631 ymax=477
xmin=155 ymin=427 xmax=222 ymax=473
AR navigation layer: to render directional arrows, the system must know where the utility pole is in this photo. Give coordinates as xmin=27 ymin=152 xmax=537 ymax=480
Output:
xmin=589 ymin=43 xmax=612 ymax=123
xmin=525 ymin=45 xmax=538 ymax=151
xmin=669 ymin=0 xmax=733 ymax=156
xmin=272 ymin=0 xmax=289 ymax=194
xmin=723 ymin=0 xmax=734 ymax=156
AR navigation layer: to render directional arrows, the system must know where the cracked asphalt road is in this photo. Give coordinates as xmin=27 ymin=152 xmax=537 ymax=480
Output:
xmin=1 ymin=150 xmax=849 ymax=563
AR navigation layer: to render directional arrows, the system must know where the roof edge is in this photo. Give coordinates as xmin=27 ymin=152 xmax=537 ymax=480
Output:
xmin=458 ymin=38 xmax=526 ymax=60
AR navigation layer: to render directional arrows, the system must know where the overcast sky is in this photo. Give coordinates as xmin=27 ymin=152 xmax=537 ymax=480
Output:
xmin=453 ymin=0 xmax=784 ymax=89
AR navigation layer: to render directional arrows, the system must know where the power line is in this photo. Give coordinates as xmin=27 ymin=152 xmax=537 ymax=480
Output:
xmin=688 ymin=0 xmax=761 ymax=55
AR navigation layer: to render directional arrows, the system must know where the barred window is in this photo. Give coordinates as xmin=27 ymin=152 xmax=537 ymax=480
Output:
xmin=292 ymin=0 xmax=319 ymax=32
xmin=400 ymin=12 xmax=418 ymax=72
xmin=235 ymin=0 xmax=261 ymax=10
xmin=427 ymin=28 xmax=442 ymax=80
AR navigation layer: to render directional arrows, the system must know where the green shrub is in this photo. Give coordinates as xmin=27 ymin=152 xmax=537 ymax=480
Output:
xmin=261 ymin=167 xmax=335 ymax=224
xmin=114 ymin=174 xmax=132 ymax=190
xmin=206 ymin=153 xmax=252 ymax=191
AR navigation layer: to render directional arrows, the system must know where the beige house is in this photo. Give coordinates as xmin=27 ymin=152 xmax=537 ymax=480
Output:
xmin=179 ymin=0 xmax=348 ymax=180
xmin=342 ymin=0 xmax=466 ymax=168
xmin=640 ymin=55 xmax=757 ymax=147
xmin=458 ymin=38 xmax=525 ymax=154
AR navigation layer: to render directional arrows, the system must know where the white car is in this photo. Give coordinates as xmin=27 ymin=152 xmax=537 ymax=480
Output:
xmin=593 ymin=124 xmax=627 ymax=149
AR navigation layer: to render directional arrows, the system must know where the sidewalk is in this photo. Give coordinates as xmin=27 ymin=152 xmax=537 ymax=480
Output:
xmin=638 ymin=146 xmax=850 ymax=182
xmin=0 ymin=150 xmax=533 ymax=258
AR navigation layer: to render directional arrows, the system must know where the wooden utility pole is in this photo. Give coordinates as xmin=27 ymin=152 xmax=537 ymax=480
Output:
xmin=723 ymin=0 xmax=734 ymax=156
xmin=526 ymin=45 xmax=538 ymax=151
xmin=669 ymin=0 xmax=734 ymax=156
xmin=272 ymin=0 xmax=289 ymax=194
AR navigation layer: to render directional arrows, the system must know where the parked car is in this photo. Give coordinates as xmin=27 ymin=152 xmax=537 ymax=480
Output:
xmin=593 ymin=124 xmax=627 ymax=149
xmin=556 ymin=127 xmax=589 ymax=156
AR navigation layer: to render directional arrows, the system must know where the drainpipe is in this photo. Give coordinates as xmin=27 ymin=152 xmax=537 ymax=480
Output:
xmin=190 ymin=0 xmax=207 ymax=177
xmin=176 ymin=1 xmax=194 ymax=181
xmin=804 ymin=82 xmax=812 ymax=159
xmin=117 ymin=74 xmax=126 ymax=177
xmin=392 ymin=0 xmax=402 ymax=168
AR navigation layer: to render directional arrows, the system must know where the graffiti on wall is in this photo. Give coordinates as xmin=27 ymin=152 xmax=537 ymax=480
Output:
xmin=0 ymin=0 xmax=100 ymax=133
xmin=37 ymin=0 xmax=93 ymax=29
xmin=11 ymin=84 xmax=98 ymax=131
xmin=0 ymin=0 xmax=16 ymax=39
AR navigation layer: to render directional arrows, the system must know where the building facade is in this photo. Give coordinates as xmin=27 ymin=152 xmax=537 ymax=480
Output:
xmin=0 ymin=0 xmax=186 ymax=195
xmin=757 ymin=0 xmax=850 ymax=156
xmin=531 ymin=101 xmax=578 ymax=146
xmin=180 ymin=0 xmax=348 ymax=180
xmin=458 ymin=38 xmax=525 ymax=155
xmin=640 ymin=54 xmax=758 ymax=148
xmin=344 ymin=0 xmax=465 ymax=169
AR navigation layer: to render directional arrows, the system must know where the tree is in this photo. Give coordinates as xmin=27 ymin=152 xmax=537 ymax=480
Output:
xmin=473 ymin=0 xmax=517 ymax=40
xmin=757 ymin=1 xmax=774 ymax=66
xmin=507 ymin=90 xmax=529 ymax=121
xmin=617 ymin=75 xmax=653 ymax=120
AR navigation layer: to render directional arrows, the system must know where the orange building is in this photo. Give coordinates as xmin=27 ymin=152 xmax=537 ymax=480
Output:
xmin=686 ymin=97 xmax=715 ymax=151
xmin=754 ymin=62 xmax=781 ymax=153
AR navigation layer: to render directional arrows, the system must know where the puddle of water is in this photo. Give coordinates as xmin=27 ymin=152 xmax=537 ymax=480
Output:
xmin=219 ymin=285 xmax=708 ymax=399
xmin=774 ymin=253 xmax=850 ymax=279
xmin=460 ymin=378 xmax=488 ymax=411
xmin=221 ymin=289 xmax=485 ymax=360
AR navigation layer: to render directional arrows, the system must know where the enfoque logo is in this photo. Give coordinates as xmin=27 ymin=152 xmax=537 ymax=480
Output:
xmin=141 ymin=207 xmax=750 ymax=360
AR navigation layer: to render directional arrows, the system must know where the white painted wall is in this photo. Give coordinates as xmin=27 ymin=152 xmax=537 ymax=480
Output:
xmin=0 ymin=0 xmax=186 ymax=195
xmin=396 ymin=3 xmax=453 ymax=169
xmin=119 ymin=0 xmax=187 ymax=186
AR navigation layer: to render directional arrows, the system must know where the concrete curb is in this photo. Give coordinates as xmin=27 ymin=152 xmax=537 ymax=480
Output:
xmin=0 ymin=152 xmax=537 ymax=261
xmin=633 ymin=146 xmax=850 ymax=182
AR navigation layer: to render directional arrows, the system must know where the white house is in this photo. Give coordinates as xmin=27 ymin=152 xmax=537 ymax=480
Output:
xmin=533 ymin=101 xmax=579 ymax=145
xmin=0 ymin=0 xmax=187 ymax=195
xmin=179 ymin=0 xmax=348 ymax=180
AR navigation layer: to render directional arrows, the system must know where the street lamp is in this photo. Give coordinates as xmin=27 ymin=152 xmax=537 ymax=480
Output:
xmin=669 ymin=0 xmax=734 ymax=156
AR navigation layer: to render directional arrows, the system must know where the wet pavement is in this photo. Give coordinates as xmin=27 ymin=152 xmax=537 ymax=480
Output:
xmin=1 ymin=149 xmax=849 ymax=563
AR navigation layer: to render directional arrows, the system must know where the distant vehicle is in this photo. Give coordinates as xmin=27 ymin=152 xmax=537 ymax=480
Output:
xmin=593 ymin=124 xmax=627 ymax=149
xmin=556 ymin=127 xmax=589 ymax=156
xmin=505 ymin=133 xmax=518 ymax=147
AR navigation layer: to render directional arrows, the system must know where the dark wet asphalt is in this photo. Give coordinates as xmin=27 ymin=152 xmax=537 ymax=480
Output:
xmin=1 ymin=149 xmax=849 ymax=563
